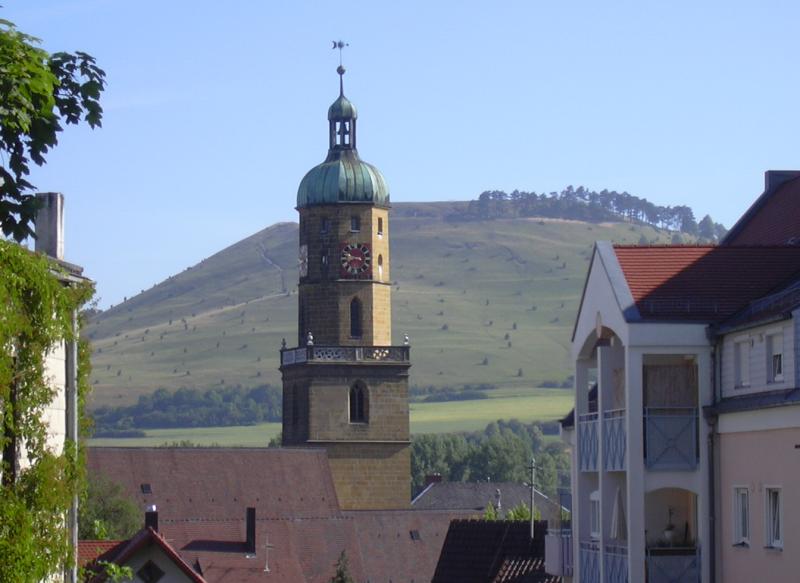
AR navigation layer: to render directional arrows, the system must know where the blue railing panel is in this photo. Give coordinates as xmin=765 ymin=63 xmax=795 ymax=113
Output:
xmin=604 ymin=544 xmax=628 ymax=583
xmin=579 ymin=413 xmax=599 ymax=472
xmin=644 ymin=407 xmax=698 ymax=470
xmin=603 ymin=409 xmax=627 ymax=471
xmin=580 ymin=541 xmax=601 ymax=583
xmin=647 ymin=548 xmax=700 ymax=583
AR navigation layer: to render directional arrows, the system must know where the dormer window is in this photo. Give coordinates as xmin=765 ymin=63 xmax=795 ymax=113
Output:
xmin=734 ymin=338 xmax=750 ymax=387
xmin=767 ymin=332 xmax=784 ymax=383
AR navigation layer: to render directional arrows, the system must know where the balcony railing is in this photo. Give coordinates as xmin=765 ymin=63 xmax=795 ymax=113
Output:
xmin=578 ymin=412 xmax=599 ymax=472
xmin=281 ymin=345 xmax=410 ymax=366
xmin=544 ymin=528 xmax=573 ymax=577
xmin=603 ymin=409 xmax=627 ymax=471
xmin=646 ymin=547 xmax=700 ymax=583
xmin=644 ymin=407 xmax=698 ymax=470
xmin=580 ymin=540 xmax=601 ymax=583
xmin=604 ymin=543 xmax=628 ymax=583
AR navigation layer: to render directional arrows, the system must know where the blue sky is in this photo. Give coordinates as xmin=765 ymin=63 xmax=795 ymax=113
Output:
xmin=7 ymin=0 xmax=800 ymax=308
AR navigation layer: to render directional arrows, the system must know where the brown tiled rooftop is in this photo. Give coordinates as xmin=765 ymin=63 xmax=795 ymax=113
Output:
xmin=613 ymin=245 xmax=800 ymax=322
xmin=87 ymin=447 xmax=341 ymax=521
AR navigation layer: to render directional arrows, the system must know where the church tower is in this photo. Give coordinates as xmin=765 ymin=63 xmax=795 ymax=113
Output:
xmin=280 ymin=63 xmax=410 ymax=510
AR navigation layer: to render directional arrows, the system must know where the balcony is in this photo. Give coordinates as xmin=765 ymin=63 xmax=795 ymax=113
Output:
xmin=646 ymin=547 xmax=700 ymax=583
xmin=603 ymin=409 xmax=626 ymax=471
xmin=644 ymin=407 xmax=698 ymax=470
xmin=578 ymin=412 xmax=599 ymax=472
xmin=579 ymin=540 xmax=600 ymax=583
xmin=604 ymin=543 xmax=628 ymax=583
xmin=280 ymin=345 xmax=410 ymax=366
xmin=544 ymin=528 xmax=573 ymax=577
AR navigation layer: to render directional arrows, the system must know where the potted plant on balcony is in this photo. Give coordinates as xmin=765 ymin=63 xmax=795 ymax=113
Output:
xmin=663 ymin=507 xmax=675 ymax=545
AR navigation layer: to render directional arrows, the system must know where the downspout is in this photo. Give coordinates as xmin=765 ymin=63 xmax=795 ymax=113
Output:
xmin=707 ymin=337 xmax=719 ymax=583
xmin=65 ymin=309 xmax=79 ymax=583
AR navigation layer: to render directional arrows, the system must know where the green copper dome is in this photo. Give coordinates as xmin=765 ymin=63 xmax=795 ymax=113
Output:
xmin=328 ymin=95 xmax=357 ymax=121
xmin=297 ymin=151 xmax=389 ymax=207
xmin=296 ymin=67 xmax=389 ymax=208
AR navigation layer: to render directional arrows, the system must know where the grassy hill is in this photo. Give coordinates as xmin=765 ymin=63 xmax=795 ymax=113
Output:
xmin=85 ymin=203 xmax=678 ymax=410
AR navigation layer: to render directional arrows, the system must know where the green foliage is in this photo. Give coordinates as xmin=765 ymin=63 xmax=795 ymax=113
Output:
xmin=483 ymin=501 xmax=541 ymax=521
xmin=464 ymin=187 xmax=726 ymax=237
xmin=92 ymin=384 xmax=282 ymax=432
xmin=96 ymin=562 xmax=134 ymax=583
xmin=330 ymin=550 xmax=355 ymax=583
xmin=0 ymin=19 xmax=105 ymax=241
xmin=410 ymin=419 xmax=570 ymax=497
xmin=268 ymin=431 xmax=282 ymax=448
xmin=78 ymin=475 xmax=139 ymax=540
xmin=0 ymin=240 xmax=94 ymax=582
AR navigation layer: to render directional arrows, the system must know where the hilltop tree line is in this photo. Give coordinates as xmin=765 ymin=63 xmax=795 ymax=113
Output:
xmin=451 ymin=186 xmax=727 ymax=240
xmin=92 ymin=385 xmax=281 ymax=435
xmin=411 ymin=419 xmax=570 ymax=498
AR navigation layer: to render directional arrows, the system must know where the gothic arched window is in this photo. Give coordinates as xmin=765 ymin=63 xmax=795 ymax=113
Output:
xmin=350 ymin=297 xmax=362 ymax=338
xmin=349 ymin=382 xmax=368 ymax=423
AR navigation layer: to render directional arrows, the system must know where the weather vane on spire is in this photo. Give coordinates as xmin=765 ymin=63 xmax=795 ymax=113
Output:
xmin=332 ymin=40 xmax=349 ymax=95
xmin=332 ymin=40 xmax=349 ymax=67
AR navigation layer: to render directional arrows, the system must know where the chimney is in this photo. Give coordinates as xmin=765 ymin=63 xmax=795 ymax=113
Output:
xmin=764 ymin=170 xmax=800 ymax=193
xmin=245 ymin=507 xmax=256 ymax=553
xmin=424 ymin=473 xmax=442 ymax=487
xmin=145 ymin=505 xmax=158 ymax=532
xmin=34 ymin=192 xmax=64 ymax=260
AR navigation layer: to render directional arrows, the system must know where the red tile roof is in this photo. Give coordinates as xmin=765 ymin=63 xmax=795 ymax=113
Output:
xmin=87 ymin=447 xmax=341 ymax=522
xmin=78 ymin=540 xmax=125 ymax=567
xmin=81 ymin=528 xmax=207 ymax=583
xmin=613 ymin=245 xmax=800 ymax=322
xmin=87 ymin=447 xmax=471 ymax=582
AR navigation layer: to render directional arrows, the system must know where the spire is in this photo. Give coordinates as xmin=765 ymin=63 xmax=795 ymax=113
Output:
xmin=332 ymin=40 xmax=349 ymax=97
xmin=327 ymin=42 xmax=357 ymax=152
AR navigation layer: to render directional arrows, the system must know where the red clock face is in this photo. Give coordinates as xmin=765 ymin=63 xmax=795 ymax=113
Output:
xmin=340 ymin=243 xmax=372 ymax=278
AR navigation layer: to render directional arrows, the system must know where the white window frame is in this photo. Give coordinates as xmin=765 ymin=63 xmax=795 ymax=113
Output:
xmin=766 ymin=330 xmax=784 ymax=383
xmin=734 ymin=337 xmax=751 ymax=388
xmin=589 ymin=490 xmax=601 ymax=540
xmin=732 ymin=486 xmax=749 ymax=546
xmin=765 ymin=486 xmax=783 ymax=549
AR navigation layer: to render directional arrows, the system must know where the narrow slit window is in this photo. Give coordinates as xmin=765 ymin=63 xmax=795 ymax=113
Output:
xmin=350 ymin=298 xmax=362 ymax=338
xmin=377 ymin=255 xmax=384 ymax=281
xmin=378 ymin=217 xmax=384 ymax=236
xmin=349 ymin=383 xmax=368 ymax=423
xmin=733 ymin=487 xmax=749 ymax=544
xmin=766 ymin=488 xmax=782 ymax=548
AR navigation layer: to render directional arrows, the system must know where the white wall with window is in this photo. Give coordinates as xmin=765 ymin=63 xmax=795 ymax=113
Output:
xmin=721 ymin=320 xmax=795 ymax=397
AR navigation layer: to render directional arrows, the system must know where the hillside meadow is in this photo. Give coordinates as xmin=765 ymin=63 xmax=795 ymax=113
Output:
xmin=88 ymin=386 xmax=572 ymax=446
xmin=85 ymin=207 xmax=675 ymax=410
